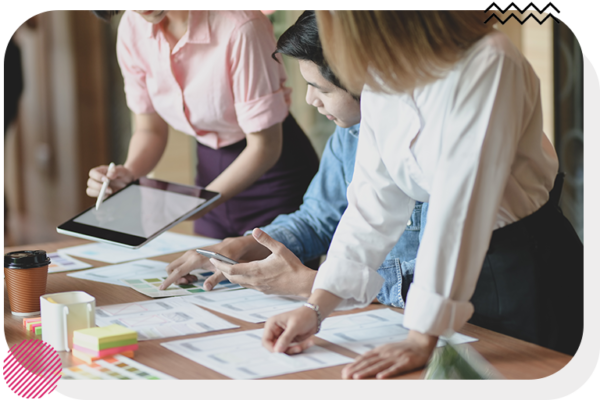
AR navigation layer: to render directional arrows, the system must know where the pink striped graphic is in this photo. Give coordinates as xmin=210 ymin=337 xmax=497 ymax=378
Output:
xmin=3 ymin=339 xmax=62 ymax=398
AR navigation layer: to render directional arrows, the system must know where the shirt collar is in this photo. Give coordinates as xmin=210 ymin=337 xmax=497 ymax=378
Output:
xmin=145 ymin=11 xmax=210 ymax=44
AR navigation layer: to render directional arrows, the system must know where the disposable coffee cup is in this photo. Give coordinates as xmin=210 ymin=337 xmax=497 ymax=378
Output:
xmin=4 ymin=250 xmax=50 ymax=316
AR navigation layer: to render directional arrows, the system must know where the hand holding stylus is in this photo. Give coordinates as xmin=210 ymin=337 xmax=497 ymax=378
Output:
xmin=95 ymin=163 xmax=115 ymax=210
xmin=87 ymin=163 xmax=135 ymax=204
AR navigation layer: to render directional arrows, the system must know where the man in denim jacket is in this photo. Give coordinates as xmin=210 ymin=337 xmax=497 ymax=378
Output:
xmin=258 ymin=122 xmax=426 ymax=308
xmin=162 ymin=11 xmax=428 ymax=309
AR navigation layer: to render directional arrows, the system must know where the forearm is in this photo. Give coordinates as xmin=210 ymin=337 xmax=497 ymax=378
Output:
xmin=123 ymin=114 xmax=169 ymax=179
xmin=307 ymin=289 xmax=343 ymax=319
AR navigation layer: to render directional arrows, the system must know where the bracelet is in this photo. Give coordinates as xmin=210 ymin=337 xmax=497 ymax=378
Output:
xmin=303 ymin=302 xmax=322 ymax=334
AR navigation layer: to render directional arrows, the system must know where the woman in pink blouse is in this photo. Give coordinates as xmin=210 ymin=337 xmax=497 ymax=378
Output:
xmin=88 ymin=10 xmax=319 ymax=238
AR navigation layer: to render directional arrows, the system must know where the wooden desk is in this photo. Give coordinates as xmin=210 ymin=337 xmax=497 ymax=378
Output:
xmin=4 ymin=239 xmax=572 ymax=380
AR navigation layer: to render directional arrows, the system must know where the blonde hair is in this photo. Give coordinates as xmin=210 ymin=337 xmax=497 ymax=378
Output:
xmin=316 ymin=11 xmax=495 ymax=94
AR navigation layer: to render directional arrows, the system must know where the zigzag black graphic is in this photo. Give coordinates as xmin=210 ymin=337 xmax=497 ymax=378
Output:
xmin=485 ymin=12 xmax=560 ymax=24
xmin=485 ymin=2 xmax=560 ymax=14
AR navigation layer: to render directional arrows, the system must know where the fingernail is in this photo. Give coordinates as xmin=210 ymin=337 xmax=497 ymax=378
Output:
xmin=101 ymin=177 xmax=108 ymax=182
xmin=253 ymin=228 xmax=262 ymax=239
xmin=205 ymin=282 xmax=213 ymax=291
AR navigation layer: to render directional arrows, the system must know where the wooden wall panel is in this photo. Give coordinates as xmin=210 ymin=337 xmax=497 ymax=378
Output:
xmin=5 ymin=11 xmax=110 ymax=246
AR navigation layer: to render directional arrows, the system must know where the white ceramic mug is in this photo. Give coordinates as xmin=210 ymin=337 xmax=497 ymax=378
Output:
xmin=40 ymin=291 xmax=95 ymax=352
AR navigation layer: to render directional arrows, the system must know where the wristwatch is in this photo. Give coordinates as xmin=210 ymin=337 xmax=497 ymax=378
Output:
xmin=303 ymin=302 xmax=322 ymax=334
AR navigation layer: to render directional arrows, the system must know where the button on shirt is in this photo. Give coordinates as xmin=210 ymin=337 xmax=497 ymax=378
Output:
xmin=116 ymin=11 xmax=289 ymax=149
xmin=312 ymin=30 xmax=559 ymax=337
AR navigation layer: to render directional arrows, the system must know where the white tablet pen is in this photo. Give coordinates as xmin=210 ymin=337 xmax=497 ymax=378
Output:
xmin=95 ymin=162 xmax=115 ymax=210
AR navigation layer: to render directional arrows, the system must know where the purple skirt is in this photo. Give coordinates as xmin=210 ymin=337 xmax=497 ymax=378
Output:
xmin=194 ymin=114 xmax=319 ymax=239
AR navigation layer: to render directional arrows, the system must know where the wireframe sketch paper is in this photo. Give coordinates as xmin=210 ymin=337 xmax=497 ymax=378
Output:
xmin=161 ymin=329 xmax=353 ymax=379
xmin=57 ymin=232 xmax=221 ymax=263
xmin=2 ymin=253 xmax=92 ymax=277
xmin=95 ymin=298 xmax=238 ymax=340
xmin=67 ymin=259 xmax=170 ymax=287
xmin=47 ymin=252 xmax=92 ymax=274
xmin=183 ymin=288 xmax=305 ymax=323
xmin=121 ymin=273 xmax=240 ymax=298
xmin=316 ymin=309 xmax=477 ymax=355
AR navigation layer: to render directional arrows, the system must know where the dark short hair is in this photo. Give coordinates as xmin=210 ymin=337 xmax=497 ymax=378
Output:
xmin=92 ymin=11 xmax=121 ymax=23
xmin=273 ymin=11 xmax=347 ymax=92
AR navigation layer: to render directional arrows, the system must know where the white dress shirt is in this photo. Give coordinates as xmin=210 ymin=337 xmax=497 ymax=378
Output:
xmin=312 ymin=30 xmax=559 ymax=337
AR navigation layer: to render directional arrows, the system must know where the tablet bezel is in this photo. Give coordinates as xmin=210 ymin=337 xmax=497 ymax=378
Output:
xmin=56 ymin=177 xmax=220 ymax=249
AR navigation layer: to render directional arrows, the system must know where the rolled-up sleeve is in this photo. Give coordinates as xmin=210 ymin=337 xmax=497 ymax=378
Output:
xmin=228 ymin=18 xmax=288 ymax=134
xmin=116 ymin=13 xmax=155 ymax=115
xmin=404 ymin=53 xmax=526 ymax=337
xmin=312 ymin=118 xmax=415 ymax=309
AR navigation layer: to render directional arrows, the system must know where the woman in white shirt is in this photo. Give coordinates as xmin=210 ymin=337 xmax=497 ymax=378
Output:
xmin=260 ymin=11 xmax=583 ymax=379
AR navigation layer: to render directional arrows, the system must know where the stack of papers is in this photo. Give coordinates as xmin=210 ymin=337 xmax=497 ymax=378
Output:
xmin=67 ymin=259 xmax=170 ymax=287
xmin=183 ymin=288 xmax=305 ymax=323
xmin=95 ymin=298 xmax=239 ymax=340
xmin=161 ymin=329 xmax=353 ymax=379
xmin=58 ymin=232 xmax=220 ymax=264
xmin=316 ymin=309 xmax=477 ymax=355
xmin=121 ymin=273 xmax=240 ymax=298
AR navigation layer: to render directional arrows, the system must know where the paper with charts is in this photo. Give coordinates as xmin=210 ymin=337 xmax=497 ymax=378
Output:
xmin=47 ymin=252 xmax=92 ymax=274
xmin=61 ymin=354 xmax=175 ymax=380
xmin=95 ymin=298 xmax=239 ymax=340
xmin=316 ymin=309 xmax=477 ymax=355
xmin=121 ymin=273 xmax=240 ymax=298
xmin=161 ymin=329 xmax=353 ymax=379
xmin=68 ymin=259 xmax=171 ymax=287
xmin=57 ymin=231 xmax=221 ymax=263
xmin=183 ymin=288 xmax=305 ymax=323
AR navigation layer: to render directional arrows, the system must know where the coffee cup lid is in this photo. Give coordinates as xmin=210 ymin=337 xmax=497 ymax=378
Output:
xmin=4 ymin=250 xmax=51 ymax=269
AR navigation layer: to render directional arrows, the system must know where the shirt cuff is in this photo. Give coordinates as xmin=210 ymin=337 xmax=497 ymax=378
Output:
xmin=312 ymin=255 xmax=384 ymax=308
xmin=234 ymin=89 xmax=288 ymax=134
xmin=403 ymin=283 xmax=475 ymax=338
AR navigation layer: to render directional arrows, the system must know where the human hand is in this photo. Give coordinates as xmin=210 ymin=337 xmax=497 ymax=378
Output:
xmin=160 ymin=236 xmax=259 ymax=290
xmin=209 ymin=228 xmax=316 ymax=297
xmin=86 ymin=164 xmax=135 ymax=198
xmin=159 ymin=248 xmax=216 ymax=290
xmin=341 ymin=330 xmax=438 ymax=379
xmin=262 ymin=306 xmax=319 ymax=355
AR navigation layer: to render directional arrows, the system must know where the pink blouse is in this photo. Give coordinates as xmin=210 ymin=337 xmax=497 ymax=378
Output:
xmin=116 ymin=11 xmax=289 ymax=149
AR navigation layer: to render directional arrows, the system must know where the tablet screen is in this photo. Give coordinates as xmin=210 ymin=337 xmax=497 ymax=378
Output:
xmin=57 ymin=177 xmax=219 ymax=248
xmin=73 ymin=184 xmax=206 ymax=238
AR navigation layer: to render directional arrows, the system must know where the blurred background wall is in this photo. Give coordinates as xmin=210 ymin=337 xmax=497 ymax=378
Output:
xmin=3 ymin=10 xmax=583 ymax=247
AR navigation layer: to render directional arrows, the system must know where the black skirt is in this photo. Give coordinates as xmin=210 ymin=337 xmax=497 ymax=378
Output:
xmin=468 ymin=173 xmax=583 ymax=355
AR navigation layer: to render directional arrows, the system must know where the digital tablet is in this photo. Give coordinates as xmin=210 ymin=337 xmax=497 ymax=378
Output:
xmin=57 ymin=177 xmax=220 ymax=249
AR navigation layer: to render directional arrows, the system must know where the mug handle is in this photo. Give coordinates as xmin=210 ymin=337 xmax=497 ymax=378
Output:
xmin=86 ymin=303 xmax=93 ymax=327
xmin=62 ymin=307 xmax=70 ymax=352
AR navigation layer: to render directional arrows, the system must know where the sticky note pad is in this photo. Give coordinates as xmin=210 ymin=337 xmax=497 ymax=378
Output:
xmin=34 ymin=326 xmax=42 ymax=335
xmin=24 ymin=318 xmax=42 ymax=335
xmin=72 ymin=349 xmax=135 ymax=364
xmin=73 ymin=343 xmax=139 ymax=358
xmin=73 ymin=324 xmax=137 ymax=351
xmin=29 ymin=322 xmax=42 ymax=334
xmin=23 ymin=317 xmax=42 ymax=328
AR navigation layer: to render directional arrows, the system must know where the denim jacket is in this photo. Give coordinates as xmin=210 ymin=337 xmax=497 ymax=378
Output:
xmin=260 ymin=123 xmax=428 ymax=308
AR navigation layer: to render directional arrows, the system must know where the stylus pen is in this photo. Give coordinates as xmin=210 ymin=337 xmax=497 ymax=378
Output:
xmin=95 ymin=162 xmax=115 ymax=210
